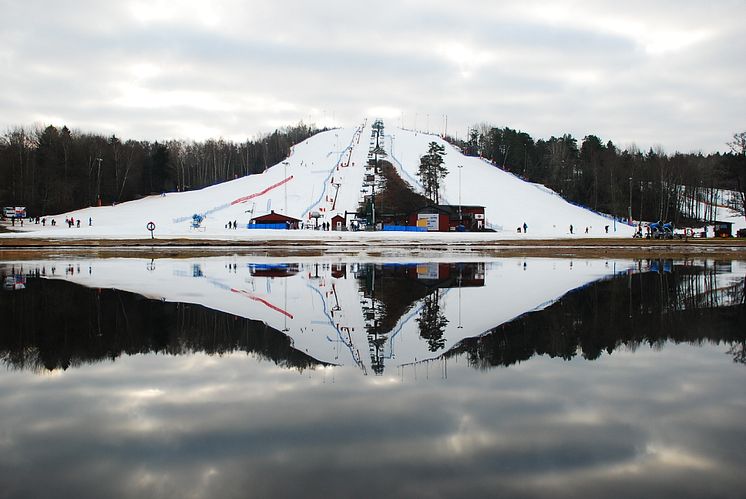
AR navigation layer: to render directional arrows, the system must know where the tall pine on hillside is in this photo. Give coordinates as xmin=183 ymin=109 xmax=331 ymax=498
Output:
xmin=417 ymin=141 xmax=447 ymax=203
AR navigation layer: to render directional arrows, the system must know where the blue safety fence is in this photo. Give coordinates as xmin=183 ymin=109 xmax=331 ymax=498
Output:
xmin=382 ymin=225 xmax=427 ymax=232
xmin=246 ymin=223 xmax=289 ymax=230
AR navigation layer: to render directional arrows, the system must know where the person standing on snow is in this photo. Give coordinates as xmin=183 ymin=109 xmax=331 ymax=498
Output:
xmin=523 ymin=222 xmax=528 ymax=233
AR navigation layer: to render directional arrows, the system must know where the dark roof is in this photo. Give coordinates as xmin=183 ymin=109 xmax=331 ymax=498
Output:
xmin=250 ymin=210 xmax=301 ymax=223
xmin=410 ymin=204 xmax=485 ymax=216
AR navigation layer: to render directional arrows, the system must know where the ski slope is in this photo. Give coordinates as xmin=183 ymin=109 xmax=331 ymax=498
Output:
xmin=2 ymin=119 xmax=636 ymax=240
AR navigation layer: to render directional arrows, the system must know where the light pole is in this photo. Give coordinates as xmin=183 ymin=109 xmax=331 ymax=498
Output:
xmin=283 ymin=161 xmax=289 ymax=214
xmin=628 ymin=176 xmax=632 ymax=222
xmin=96 ymin=157 xmax=102 ymax=205
xmin=457 ymin=268 xmax=463 ymax=329
xmin=457 ymin=165 xmax=463 ymax=225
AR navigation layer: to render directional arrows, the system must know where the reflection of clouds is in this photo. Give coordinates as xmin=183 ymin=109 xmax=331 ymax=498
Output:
xmin=0 ymin=341 xmax=744 ymax=497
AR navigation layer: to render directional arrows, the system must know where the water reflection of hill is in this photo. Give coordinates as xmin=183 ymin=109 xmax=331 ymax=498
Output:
xmin=0 ymin=279 xmax=326 ymax=372
xmin=2 ymin=259 xmax=744 ymax=373
xmin=449 ymin=264 xmax=746 ymax=368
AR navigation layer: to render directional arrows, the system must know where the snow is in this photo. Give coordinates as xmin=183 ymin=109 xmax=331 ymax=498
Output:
xmin=3 ymin=120 xmax=639 ymax=240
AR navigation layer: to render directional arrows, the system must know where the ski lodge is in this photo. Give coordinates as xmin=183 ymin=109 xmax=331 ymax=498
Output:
xmin=248 ymin=211 xmax=301 ymax=229
xmin=405 ymin=205 xmax=486 ymax=232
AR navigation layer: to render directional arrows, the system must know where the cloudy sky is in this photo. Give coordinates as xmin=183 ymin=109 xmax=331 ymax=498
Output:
xmin=1 ymin=0 xmax=744 ymax=152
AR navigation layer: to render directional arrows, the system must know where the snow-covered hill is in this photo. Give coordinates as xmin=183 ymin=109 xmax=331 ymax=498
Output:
xmin=2 ymin=119 xmax=636 ymax=240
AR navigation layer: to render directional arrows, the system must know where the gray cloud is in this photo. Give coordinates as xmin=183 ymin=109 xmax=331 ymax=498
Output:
xmin=1 ymin=0 xmax=743 ymax=151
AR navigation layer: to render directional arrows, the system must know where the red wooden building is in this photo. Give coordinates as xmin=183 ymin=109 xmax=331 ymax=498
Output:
xmin=331 ymin=214 xmax=346 ymax=231
xmin=249 ymin=210 xmax=301 ymax=229
xmin=405 ymin=205 xmax=486 ymax=232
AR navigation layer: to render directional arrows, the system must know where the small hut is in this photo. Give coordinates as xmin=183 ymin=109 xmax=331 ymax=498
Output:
xmin=331 ymin=214 xmax=346 ymax=231
xmin=713 ymin=221 xmax=733 ymax=238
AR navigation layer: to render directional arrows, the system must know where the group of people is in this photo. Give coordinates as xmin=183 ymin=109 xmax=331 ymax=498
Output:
xmin=63 ymin=217 xmax=92 ymax=228
xmin=8 ymin=215 xmax=91 ymax=228
xmin=567 ymin=224 xmax=609 ymax=234
xmin=224 ymin=220 xmax=238 ymax=229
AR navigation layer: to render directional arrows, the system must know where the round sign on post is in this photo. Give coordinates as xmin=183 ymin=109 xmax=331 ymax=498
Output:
xmin=147 ymin=221 xmax=156 ymax=239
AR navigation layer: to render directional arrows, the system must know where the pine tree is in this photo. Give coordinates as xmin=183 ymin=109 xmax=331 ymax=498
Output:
xmin=417 ymin=141 xmax=447 ymax=203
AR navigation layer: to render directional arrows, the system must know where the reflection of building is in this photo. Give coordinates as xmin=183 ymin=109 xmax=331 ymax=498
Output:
xmin=249 ymin=263 xmax=300 ymax=278
xmin=406 ymin=263 xmax=485 ymax=287
xmin=3 ymin=275 xmax=26 ymax=291
xmin=331 ymin=263 xmax=347 ymax=279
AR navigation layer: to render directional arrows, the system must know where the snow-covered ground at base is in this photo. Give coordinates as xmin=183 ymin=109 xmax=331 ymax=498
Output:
xmin=0 ymin=256 xmax=641 ymax=375
xmin=3 ymin=120 xmax=636 ymax=241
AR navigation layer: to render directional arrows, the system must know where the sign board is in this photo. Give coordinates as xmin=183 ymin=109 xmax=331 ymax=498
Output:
xmin=416 ymin=263 xmax=439 ymax=280
xmin=3 ymin=275 xmax=26 ymax=291
xmin=474 ymin=213 xmax=485 ymax=220
xmin=3 ymin=207 xmax=26 ymax=218
xmin=417 ymin=213 xmax=440 ymax=231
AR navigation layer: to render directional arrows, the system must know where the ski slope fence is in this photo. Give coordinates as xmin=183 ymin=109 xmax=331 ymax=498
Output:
xmin=172 ymin=176 xmax=294 ymax=223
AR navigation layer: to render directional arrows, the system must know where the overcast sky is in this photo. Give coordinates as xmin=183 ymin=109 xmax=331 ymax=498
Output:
xmin=1 ymin=0 xmax=744 ymax=152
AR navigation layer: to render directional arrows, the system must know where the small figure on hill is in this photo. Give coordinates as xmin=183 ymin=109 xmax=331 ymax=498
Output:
xmin=76 ymin=219 xmax=80 ymax=228
xmin=569 ymin=224 xmax=573 ymax=234
xmin=605 ymin=225 xmax=609 ymax=233
xmin=523 ymin=222 xmax=528 ymax=233
xmin=42 ymin=218 xmax=46 ymax=226
xmin=585 ymin=226 xmax=589 ymax=234
xmin=89 ymin=217 xmax=92 ymax=226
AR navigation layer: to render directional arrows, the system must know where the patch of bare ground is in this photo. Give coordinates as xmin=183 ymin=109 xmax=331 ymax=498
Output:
xmin=1 ymin=236 xmax=745 ymax=259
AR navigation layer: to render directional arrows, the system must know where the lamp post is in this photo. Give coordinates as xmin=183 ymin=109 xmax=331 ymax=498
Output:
xmin=628 ymin=176 xmax=632 ymax=223
xmin=457 ymin=165 xmax=463 ymax=225
xmin=457 ymin=268 xmax=463 ymax=329
xmin=96 ymin=158 xmax=102 ymax=206
xmin=283 ymin=161 xmax=289 ymax=214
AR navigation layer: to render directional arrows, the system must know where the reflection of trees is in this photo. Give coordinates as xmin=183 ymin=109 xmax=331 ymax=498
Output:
xmin=728 ymin=341 xmax=746 ymax=365
xmin=0 ymin=279 xmax=326 ymax=372
xmin=448 ymin=265 xmax=746 ymax=369
xmin=417 ymin=289 xmax=448 ymax=352
xmin=356 ymin=263 xmax=476 ymax=372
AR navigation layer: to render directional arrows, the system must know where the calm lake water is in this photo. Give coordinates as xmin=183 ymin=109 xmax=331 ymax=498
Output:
xmin=1 ymin=256 xmax=744 ymax=498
